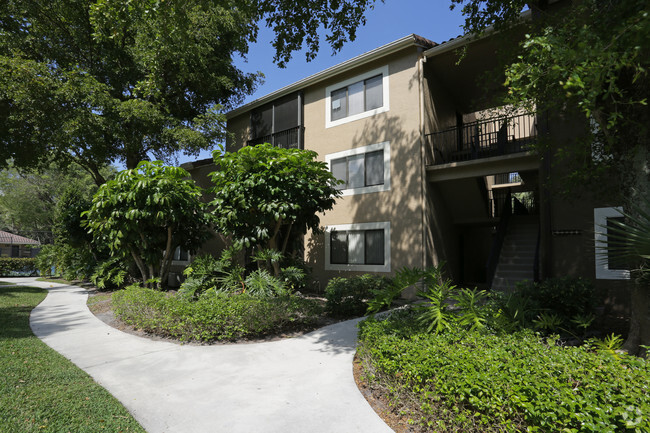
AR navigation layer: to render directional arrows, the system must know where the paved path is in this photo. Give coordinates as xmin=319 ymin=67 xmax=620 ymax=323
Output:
xmin=3 ymin=278 xmax=393 ymax=433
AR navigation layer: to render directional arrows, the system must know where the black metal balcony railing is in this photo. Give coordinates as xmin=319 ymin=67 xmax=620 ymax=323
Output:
xmin=426 ymin=112 xmax=538 ymax=165
xmin=247 ymin=126 xmax=303 ymax=149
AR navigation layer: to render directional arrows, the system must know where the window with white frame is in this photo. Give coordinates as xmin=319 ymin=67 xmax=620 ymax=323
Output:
xmin=325 ymin=222 xmax=390 ymax=272
xmin=172 ymin=246 xmax=191 ymax=264
xmin=594 ymin=207 xmax=630 ymax=280
xmin=325 ymin=66 xmax=389 ymax=128
xmin=326 ymin=142 xmax=390 ymax=196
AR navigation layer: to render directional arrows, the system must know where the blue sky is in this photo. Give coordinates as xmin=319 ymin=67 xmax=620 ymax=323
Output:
xmin=180 ymin=1 xmax=467 ymax=164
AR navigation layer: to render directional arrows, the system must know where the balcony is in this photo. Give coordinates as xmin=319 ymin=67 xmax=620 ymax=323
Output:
xmin=426 ymin=112 xmax=538 ymax=166
xmin=247 ymin=126 xmax=303 ymax=149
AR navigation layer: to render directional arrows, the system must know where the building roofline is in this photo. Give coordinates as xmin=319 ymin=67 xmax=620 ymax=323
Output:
xmin=226 ymin=34 xmax=436 ymax=119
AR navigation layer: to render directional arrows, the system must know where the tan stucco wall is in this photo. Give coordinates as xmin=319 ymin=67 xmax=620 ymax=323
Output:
xmin=539 ymin=112 xmax=631 ymax=316
xmin=297 ymin=49 xmax=427 ymax=288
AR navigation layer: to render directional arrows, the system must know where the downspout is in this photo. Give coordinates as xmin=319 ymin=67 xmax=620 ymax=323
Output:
xmin=418 ymin=53 xmax=427 ymax=271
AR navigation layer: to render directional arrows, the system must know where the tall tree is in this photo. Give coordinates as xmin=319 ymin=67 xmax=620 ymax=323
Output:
xmin=450 ymin=0 xmax=649 ymax=353
xmin=209 ymin=144 xmax=341 ymax=275
xmin=0 ymin=163 xmax=112 ymax=242
xmin=83 ymin=161 xmax=211 ymax=288
xmin=0 ymin=0 xmax=379 ymax=183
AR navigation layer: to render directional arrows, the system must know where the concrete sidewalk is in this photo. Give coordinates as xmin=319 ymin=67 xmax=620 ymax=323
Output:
xmin=4 ymin=278 xmax=393 ymax=433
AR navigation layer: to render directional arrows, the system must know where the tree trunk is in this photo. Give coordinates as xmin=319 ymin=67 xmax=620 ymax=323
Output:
xmin=623 ymin=143 xmax=650 ymax=355
xmin=131 ymin=250 xmax=149 ymax=286
xmin=159 ymin=227 xmax=174 ymax=290
xmin=623 ymin=281 xmax=650 ymax=357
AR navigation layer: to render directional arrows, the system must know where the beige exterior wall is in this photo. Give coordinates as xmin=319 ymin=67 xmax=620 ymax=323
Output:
xmin=223 ymin=47 xmax=428 ymax=290
xmin=301 ymin=49 xmax=426 ymax=288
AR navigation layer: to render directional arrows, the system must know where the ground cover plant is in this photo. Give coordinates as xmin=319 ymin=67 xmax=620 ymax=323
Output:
xmin=0 ymin=285 xmax=144 ymax=432
xmin=358 ymin=309 xmax=650 ymax=432
xmin=112 ymin=284 xmax=324 ymax=342
xmin=356 ymin=270 xmax=650 ymax=432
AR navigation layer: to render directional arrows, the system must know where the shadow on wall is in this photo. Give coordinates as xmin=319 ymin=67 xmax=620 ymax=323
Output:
xmin=306 ymin=112 xmax=432 ymax=287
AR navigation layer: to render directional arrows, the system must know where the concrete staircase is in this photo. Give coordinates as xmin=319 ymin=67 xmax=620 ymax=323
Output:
xmin=491 ymin=215 xmax=539 ymax=292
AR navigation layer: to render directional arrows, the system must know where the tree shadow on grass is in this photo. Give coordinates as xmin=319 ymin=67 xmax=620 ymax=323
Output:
xmin=0 ymin=286 xmax=45 ymax=339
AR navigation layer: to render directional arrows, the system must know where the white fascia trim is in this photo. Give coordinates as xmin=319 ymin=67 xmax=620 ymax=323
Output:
xmin=325 ymin=141 xmax=391 ymax=196
xmin=594 ymin=206 xmax=630 ymax=280
xmin=324 ymin=221 xmax=391 ymax=273
xmin=325 ymin=66 xmax=390 ymax=129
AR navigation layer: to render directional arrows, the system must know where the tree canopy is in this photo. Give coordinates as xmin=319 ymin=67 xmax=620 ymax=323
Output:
xmin=83 ymin=161 xmax=211 ymax=287
xmin=0 ymin=0 xmax=380 ymax=183
xmin=0 ymin=163 xmax=112 ymax=242
xmin=209 ymin=144 xmax=341 ymax=273
xmin=450 ymin=0 xmax=649 ymax=354
xmin=451 ymin=0 xmax=649 ymax=190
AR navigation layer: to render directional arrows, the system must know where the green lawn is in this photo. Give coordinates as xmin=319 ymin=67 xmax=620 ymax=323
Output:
xmin=0 ymin=286 xmax=145 ymax=433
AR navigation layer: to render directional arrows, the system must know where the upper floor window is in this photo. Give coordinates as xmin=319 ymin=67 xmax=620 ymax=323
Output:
xmin=594 ymin=206 xmax=630 ymax=280
xmin=325 ymin=66 xmax=389 ymax=128
xmin=325 ymin=142 xmax=390 ymax=196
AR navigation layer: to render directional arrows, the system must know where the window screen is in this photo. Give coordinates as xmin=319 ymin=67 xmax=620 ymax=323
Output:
xmin=331 ymin=158 xmax=347 ymax=190
xmin=331 ymin=88 xmax=347 ymax=121
xmin=329 ymin=229 xmax=385 ymax=266
xmin=331 ymin=231 xmax=348 ymax=264
xmin=329 ymin=73 xmax=384 ymax=122
xmin=364 ymin=229 xmax=385 ymax=265
xmin=365 ymin=75 xmax=383 ymax=110
xmin=364 ymin=150 xmax=384 ymax=186
xmin=330 ymin=148 xmax=385 ymax=190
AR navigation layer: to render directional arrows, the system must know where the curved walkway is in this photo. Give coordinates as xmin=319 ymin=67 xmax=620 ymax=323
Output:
xmin=4 ymin=278 xmax=393 ymax=433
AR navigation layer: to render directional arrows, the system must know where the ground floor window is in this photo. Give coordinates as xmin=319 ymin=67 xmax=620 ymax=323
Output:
xmin=325 ymin=222 xmax=390 ymax=272
xmin=172 ymin=247 xmax=190 ymax=264
xmin=11 ymin=245 xmax=19 ymax=258
xmin=594 ymin=206 xmax=630 ymax=280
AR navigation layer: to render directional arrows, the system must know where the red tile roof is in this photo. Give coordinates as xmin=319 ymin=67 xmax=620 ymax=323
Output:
xmin=0 ymin=231 xmax=40 ymax=245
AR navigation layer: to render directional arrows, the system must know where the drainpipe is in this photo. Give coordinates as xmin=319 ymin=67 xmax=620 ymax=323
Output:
xmin=418 ymin=53 xmax=428 ymax=271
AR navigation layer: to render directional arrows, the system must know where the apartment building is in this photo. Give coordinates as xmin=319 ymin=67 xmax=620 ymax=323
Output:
xmin=184 ymin=31 xmax=629 ymax=312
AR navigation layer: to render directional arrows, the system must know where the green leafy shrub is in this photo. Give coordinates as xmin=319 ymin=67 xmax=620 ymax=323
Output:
xmin=90 ymin=256 xmax=129 ymax=290
xmin=516 ymin=277 xmax=594 ymax=320
xmin=358 ymin=310 xmax=650 ymax=432
xmin=112 ymin=284 xmax=323 ymax=342
xmin=325 ymin=274 xmax=391 ymax=318
xmin=0 ymin=257 xmax=36 ymax=276
xmin=366 ymin=266 xmax=424 ymax=315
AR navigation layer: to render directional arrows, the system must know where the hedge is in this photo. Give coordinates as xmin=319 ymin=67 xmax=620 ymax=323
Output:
xmin=0 ymin=258 xmax=37 ymax=276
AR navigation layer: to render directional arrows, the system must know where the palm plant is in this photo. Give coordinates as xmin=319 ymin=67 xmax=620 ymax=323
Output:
xmin=598 ymin=198 xmax=650 ymax=355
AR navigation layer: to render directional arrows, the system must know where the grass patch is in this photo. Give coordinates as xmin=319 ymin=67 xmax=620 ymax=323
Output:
xmin=0 ymin=281 xmax=15 ymax=286
xmin=0 ymin=285 xmax=145 ymax=432
xmin=358 ymin=309 xmax=650 ymax=433
xmin=112 ymin=285 xmax=325 ymax=342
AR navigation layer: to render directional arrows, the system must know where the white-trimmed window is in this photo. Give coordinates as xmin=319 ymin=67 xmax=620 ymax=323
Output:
xmin=326 ymin=142 xmax=390 ymax=196
xmin=594 ymin=207 xmax=630 ymax=280
xmin=172 ymin=247 xmax=191 ymax=265
xmin=325 ymin=66 xmax=390 ymax=128
xmin=325 ymin=222 xmax=390 ymax=272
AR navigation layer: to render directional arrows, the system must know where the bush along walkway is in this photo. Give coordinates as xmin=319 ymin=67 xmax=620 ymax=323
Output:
xmin=0 ymin=282 xmax=145 ymax=433
xmin=18 ymin=278 xmax=393 ymax=433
